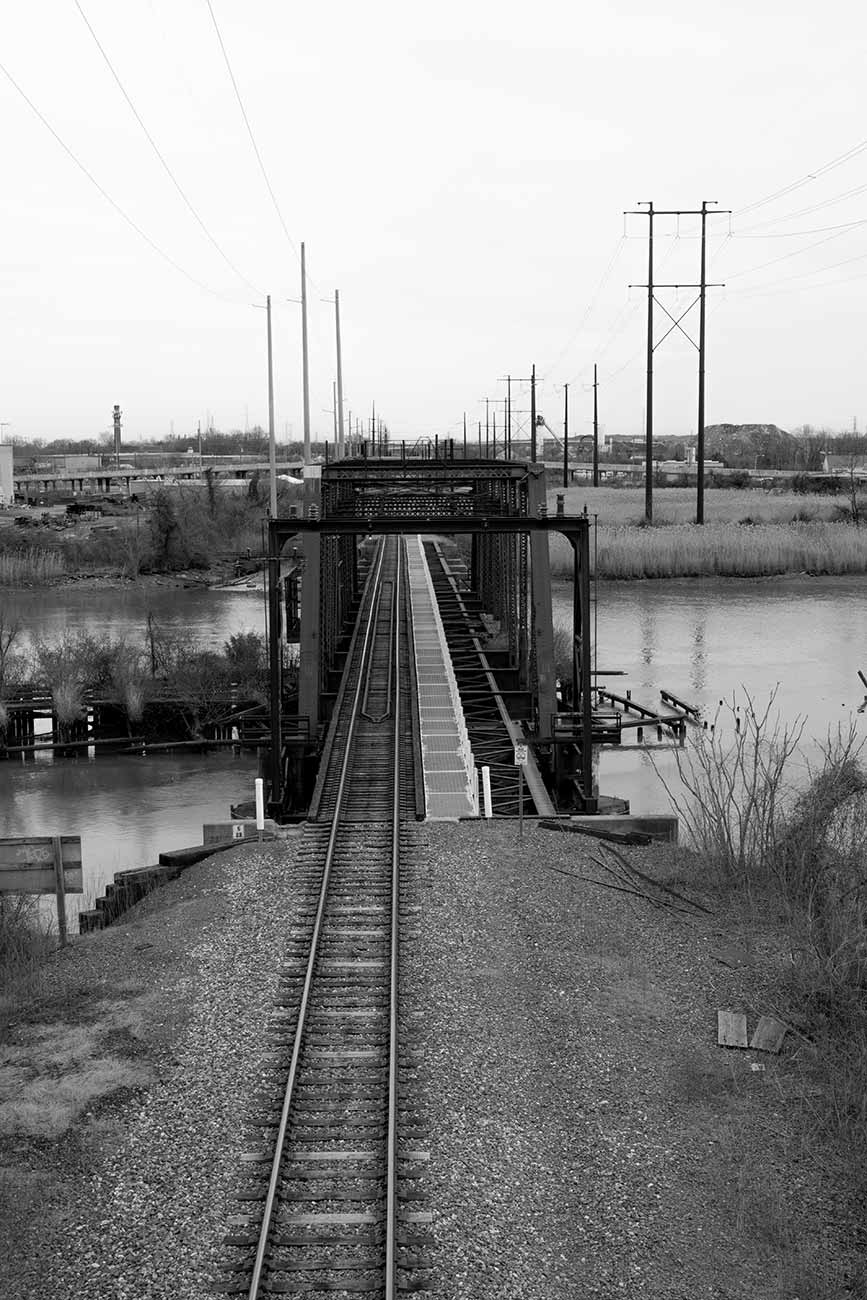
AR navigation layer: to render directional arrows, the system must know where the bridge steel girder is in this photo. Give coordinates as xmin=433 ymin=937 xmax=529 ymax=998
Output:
xmin=265 ymin=455 xmax=595 ymax=813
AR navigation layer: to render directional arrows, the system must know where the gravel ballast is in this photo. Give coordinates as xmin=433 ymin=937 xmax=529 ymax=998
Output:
xmin=1 ymin=820 xmax=864 ymax=1298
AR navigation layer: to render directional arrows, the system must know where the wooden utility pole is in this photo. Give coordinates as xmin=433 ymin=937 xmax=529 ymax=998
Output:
xmin=562 ymin=383 xmax=569 ymax=488
xmin=301 ymin=244 xmax=311 ymax=465
xmin=593 ymin=363 xmax=599 ymax=487
xmin=530 ymin=363 xmax=537 ymax=462
xmin=335 ymin=288 xmax=345 ymax=459
xmin=266 ymin=294 xmax=277 ymax=516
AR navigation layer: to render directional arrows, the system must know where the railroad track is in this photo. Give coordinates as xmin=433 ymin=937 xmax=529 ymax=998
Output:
xmin=423 ymin=539 xmax=536 ymax=817
xmin=218 ymin=535 xmax=429 ymax=1298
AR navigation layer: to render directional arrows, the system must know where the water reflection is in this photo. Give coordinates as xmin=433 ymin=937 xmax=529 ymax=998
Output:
xmin=690 ymin=615 xmax=707 ymax=695
xmin=572 ymin=575 xmax=866 ymax=813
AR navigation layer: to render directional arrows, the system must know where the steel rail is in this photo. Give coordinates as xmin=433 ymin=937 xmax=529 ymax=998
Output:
xmin=246 ymin=537 xmax=390 ymax=1300
xmin=384 ymin=539 xmax=404 ymax=1300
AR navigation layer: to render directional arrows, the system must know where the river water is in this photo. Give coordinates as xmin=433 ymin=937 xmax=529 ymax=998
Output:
xmin=0 ymin=583 xmax=264 ymax=926
xmin=569 ymin=574 xmax=867 ymax=814
xmin=1 ymin=575 xmax=865 ymax=925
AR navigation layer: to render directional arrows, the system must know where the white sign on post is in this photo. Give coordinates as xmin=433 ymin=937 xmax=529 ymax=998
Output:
xmin=232 ymin=823 xmax=246 ymax=840
xmin=513 ymin=742 xmax=528 ymax=766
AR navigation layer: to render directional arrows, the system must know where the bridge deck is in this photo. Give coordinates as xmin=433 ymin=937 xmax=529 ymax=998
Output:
xmin=406 ymin=537 xmax=477 ymax=820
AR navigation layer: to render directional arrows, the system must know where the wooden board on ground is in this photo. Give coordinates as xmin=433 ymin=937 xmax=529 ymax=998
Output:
xmin=717 ymin=1010 xmax=748 ymax=1048
xmin=0 ymin=836 xmax=83 ymax=894
xmin=749 ymin=1016 xmax=787 ymax=1053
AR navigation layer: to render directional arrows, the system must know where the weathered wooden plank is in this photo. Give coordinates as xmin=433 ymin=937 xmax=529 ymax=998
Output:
xmin=717 ymin=1010 xmax=748 ymax=1048
xmin=0 ymin=867 xmax=84 ymax=894
xmin=202 ymin=821 xmax=276 ymax=845
xmin=0 ymin=835 xmax=83 ymax=895
xmin=749 ymin=1016 xmax=787 ymax=1053
xmin=0 ymin=836 xmax=82 ymax=868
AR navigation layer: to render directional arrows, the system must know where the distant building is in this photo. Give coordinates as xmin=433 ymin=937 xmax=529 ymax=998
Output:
xmin=823 ymin=453 xmax=867 ymax=477
xmin=0 ymin=444 xmax=12 ymax=505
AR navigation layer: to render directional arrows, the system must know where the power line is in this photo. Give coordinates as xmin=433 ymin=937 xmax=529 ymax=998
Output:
xmin=74 ymin=0 xmax=262 ymax=297
xmin=729 ymin=135 xmax=867 ymax=219
xmin=0 ymin=57 xmax=239 ymax=304
xmin=541 ymin=237 xmax=626 ymax=380
xmin=723 ymin=224 xmax=858 ymax=281
xmin=734 ymin=180 xmax=867 ymax=232
xmin=204 ymin=0 xmax=302 ymax=267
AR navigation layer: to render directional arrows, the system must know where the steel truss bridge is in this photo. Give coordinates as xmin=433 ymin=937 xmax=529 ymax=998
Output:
xmin=265 ymin=451 xmax=596 ymax=818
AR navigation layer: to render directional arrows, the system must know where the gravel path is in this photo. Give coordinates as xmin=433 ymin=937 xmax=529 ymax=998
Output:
xmin=1 ymin=820 xmax=863 ymax=1299
xmin=405 ymin=822 xmax=865 ymax=1300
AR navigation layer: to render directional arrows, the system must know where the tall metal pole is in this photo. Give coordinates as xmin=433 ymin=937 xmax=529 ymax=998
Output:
xmin=493 ymin=410 xmax=497 ymax=459
xmin=645 ymin=203 xmax=654 ymax=523
xmin=301 ymin=244 xmax=311 ymax=465
xmin=335 ymin=288 xmax=345 ymax=459
xmin=332 ymin=381 xmax=338 ymax=447
xmin=463 ymin=411 xmax=467 ymax=458
xmin=562 ymin=383 xmax=569 ymax=489
xmin=530 ymin=363 xmax=537 ymax=462
xmin=266 ymin=294 xmax=277 ymax=516
xmin=506 ymin=375 xmax=512 ymax=457
xmin=697 ymin=202 xmax=708 ymax=524
xmin=593 ymin=363 xmax=599 ymax=488
xmin=485 ymin=398 xmax=490 ymax=451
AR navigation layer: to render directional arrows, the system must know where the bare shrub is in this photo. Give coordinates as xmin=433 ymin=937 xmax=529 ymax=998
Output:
xmin=651 ymin=690 xmax=804 ymax=885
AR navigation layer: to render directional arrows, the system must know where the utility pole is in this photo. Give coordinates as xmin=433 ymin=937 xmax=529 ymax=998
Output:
xmin=335 ymin=288 xmax=345 ymax=459
xmin=628 ymin=201 xmax=726 ymax=524
xmin=530 ymin=364 xmax=537 ymax=462
xmin=332 ymin=381 xmax=338 ymax=446
xmin=562 ymin=383 xmax=569 ymax=489
xmin=493 ymin=410 xmax=497 ymax=459
xmin=266 ymin=293 xmax=277 ymax=516
xmin=463 ymin=411 xmax=467 ymax=458
xmin=301 ymin=243 xmax=311 ymax=465
xmin=593 ymin=364 xmax=599 ymax=488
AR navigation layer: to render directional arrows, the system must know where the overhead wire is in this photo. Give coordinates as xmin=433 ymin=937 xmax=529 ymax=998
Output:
xmin=541 ymin=236 xmax=627 ymax=380
xmin=730 ymin=135 xmax=867 ymax=219
xmin=204 ymin=0 xmax=308 ymax=278
xmin=74 ymin=0 xmax=263 ymax=297
xmin=0 ymin=57 xmax=241 ymax=305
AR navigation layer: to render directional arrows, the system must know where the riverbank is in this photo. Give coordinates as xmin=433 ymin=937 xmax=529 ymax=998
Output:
xmin=1 ymin=824 xmax=863 ymax=1298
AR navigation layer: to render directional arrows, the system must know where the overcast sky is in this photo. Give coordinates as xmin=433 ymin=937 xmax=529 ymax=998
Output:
xmin=2 ymin=0 xmax=866 ymax=447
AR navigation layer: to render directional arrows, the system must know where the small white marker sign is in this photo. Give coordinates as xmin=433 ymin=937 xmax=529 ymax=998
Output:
xmin=232 ymin=823 xmax=246 ymax=840
xmin=513 ymin=743 xmax=528 ymax=766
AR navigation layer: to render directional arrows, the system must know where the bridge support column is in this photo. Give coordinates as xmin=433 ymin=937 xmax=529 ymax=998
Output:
xmin=527 ymin=467 xmax=556 ymax=741
xmin=570 ymin=525 xmax=597 ymax=813
xmin=267 ymin=521 xmax=283 ymax=808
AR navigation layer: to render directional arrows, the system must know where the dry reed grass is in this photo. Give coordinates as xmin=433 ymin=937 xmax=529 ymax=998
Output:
xmin=548 ymin=520 xmax=867 ymax=580
xmin=0 ymin=548 xmax=65 ymax=585
xmin=549 ymin=484 xmax=845 ymax=526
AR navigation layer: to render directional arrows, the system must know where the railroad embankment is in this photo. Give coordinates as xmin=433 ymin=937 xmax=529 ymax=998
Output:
xmin=1 ymin=821 xmax=863 ymax=1298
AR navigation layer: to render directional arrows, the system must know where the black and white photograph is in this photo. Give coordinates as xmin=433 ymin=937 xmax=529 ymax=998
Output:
xmin=1 ymin=2 xmax=866 ymax=1296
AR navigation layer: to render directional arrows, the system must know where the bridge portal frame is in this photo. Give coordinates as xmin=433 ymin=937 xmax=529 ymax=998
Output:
xmin=266 ymin=511 xmax=595 ymax=815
